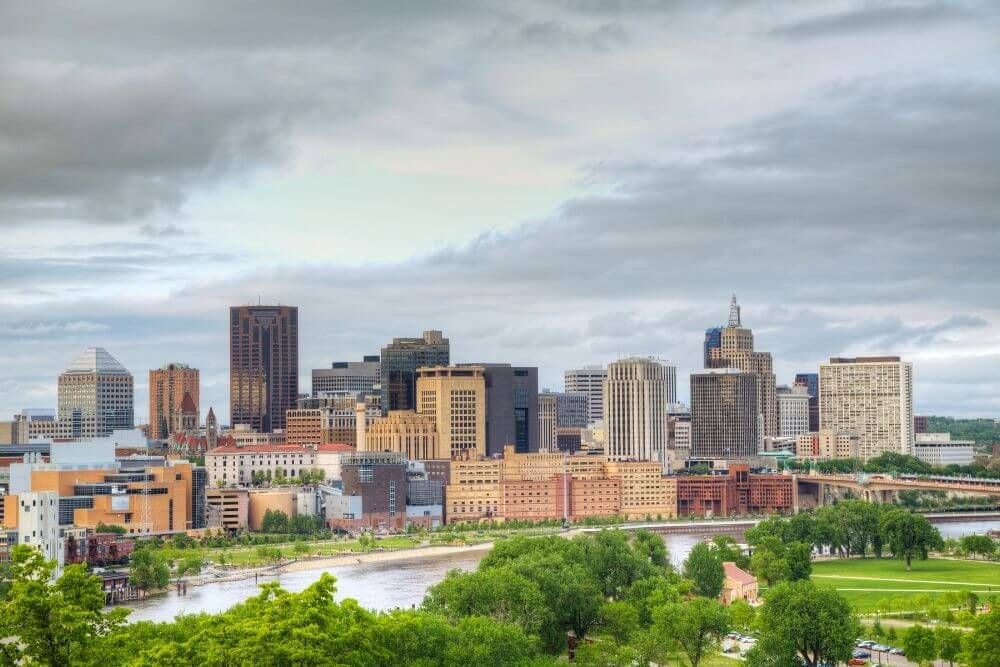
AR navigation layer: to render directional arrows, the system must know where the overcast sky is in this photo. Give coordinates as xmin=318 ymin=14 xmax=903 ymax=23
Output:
xmin=2 ymin=1 xmax=999 ymax=422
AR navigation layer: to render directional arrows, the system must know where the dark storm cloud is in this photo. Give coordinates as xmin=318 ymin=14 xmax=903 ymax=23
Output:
xmin=770 ymin=2 xmax=980 ymax=40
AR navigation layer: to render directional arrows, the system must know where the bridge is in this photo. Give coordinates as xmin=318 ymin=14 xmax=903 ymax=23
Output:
xmin=794 ymin=472 xmax=1000 ymax=506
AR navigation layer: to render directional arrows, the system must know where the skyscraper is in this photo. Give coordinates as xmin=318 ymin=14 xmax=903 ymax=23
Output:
xmin=603 ymin=357 xmax=670 ymax=463
xmin=415 ymin=365 xmax=486 ymax=459
xmin=461 ymin=363 xmax=538 ymax=455
xmin=229 ymin=305 xmax=299 ymax=433
xmin=380 ymin=330 xmax=450 ymax=414
xmin=690 ymin=369 xmax=758 ymax=459
xmin=58 ymin=347 xmax=134 ymax=438
xmin=564 ymin=365 xmax=607 ymax=424
xmin=819 ymin=356 xmax=914 ymax=460
xmin=794 ymin=372 xmax=820 ymax=432
xmin=149 ymin=363 xmax=200 ymax=440
xmin=705 ymin=295 xmax=777 ymax=439
xmin=776 ymin=384 xmax=810 ymax=437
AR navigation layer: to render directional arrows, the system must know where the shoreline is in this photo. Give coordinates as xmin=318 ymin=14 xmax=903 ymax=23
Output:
xmin=176 ymin=541 xmax=496 ymax=590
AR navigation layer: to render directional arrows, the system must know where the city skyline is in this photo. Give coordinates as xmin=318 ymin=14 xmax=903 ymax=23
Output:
xmin=1 ymin=2 xmax=998 ymax=419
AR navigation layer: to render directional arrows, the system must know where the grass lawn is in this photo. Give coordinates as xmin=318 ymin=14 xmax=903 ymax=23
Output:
xmin=811 ymin=557 xmax=1000 ymax=613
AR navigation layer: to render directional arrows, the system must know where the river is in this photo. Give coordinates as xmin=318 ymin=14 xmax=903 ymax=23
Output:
xmin=123 ymin=518 xmax=1000 ymax=624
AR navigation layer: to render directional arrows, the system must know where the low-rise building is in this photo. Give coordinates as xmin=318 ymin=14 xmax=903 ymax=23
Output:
xmin=205 ymin=444 xmax=318 ymax=486
xmin=366 ymin=410 xmax=442 ymax=459
xmin=720 ymin=562 xmax=758 ymax=605
xmin=675 ymin=464 xmax=795 ymax=518
xmin=913 ymin=433 xmax=975 ymax=467
xmin=794 ymin=430 xmax=860 ymax=460
xmin=205 ymin=488 xmax=249 ymax=532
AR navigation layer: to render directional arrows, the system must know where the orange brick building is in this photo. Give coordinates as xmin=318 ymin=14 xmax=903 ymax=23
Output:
xmin=149 ymin=364 xmax=200 ymax=440
xmin=675 ymin=464 xmax=794 ymax=517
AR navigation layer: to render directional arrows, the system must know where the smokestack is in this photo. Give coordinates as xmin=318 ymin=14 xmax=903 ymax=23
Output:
xmin=355 ymin=402 xmax=367 ymax=451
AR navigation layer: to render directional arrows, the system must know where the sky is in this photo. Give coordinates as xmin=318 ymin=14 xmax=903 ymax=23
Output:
xmin=1 ymin=1 xmax=999 ymax=422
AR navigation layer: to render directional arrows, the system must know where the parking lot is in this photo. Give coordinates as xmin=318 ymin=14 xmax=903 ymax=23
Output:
xmin=718 ymin=634 xmax=952 ymax=667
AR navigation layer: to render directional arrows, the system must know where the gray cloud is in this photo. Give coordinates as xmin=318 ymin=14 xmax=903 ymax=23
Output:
xmin=770 ymin=3 xmax=979 ymax=40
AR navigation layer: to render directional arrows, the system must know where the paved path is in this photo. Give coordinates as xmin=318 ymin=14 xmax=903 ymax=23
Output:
xmin=813 ymin=574 xmax=994 ymax=587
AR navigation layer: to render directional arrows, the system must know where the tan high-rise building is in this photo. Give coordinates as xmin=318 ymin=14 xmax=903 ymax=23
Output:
xmin=149 ymin=363 xmax=200 ymax=440
xmin=603 ymin=357 xmax=670 ymax=463
xmin=416 ymin=366 xmax=486 ymax=459
xmin=367 ymin=410 xmax=442 ymax=460
xmin=819 ymin=356 xmax=914 ymax=460
xmin=706 ymin=296 xmax=777 ymax=440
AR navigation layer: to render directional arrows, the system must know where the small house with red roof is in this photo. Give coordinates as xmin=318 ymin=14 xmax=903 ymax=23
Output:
xmin=720 ymin=561 xmax=758 ymax=605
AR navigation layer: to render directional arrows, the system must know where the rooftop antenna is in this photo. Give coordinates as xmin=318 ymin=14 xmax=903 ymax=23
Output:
xmin=728 ymin=294 xmax=741 ymax=328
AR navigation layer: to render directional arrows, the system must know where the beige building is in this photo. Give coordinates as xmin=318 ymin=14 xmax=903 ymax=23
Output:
xmin=227 ymin=426 xmax=287 ymax=447
xmin=285 ymin=409 xmax=324 ymax=446
xmin=605 ymin=461 xmax=677 ymax=519
xmin=206 ymin=488 xmax=249 ymax=531
xmin=248 ymin=490 xmax=296 ymax=531
xmin=58 ymin=347 xmax=134 ymax=438
xmin=416 ymin=366 xmax=486 ymax=459
xmin=720 ymin=562 xmax=758 ymax=605
xmin=367 ymin=410 xmax=442 ymax=460
xmin=707 ymin=297 xmax=778 ymax=439
xmin=603 ymin=357 xmax=670 ymax=463
xmin=205 ymin=444 xmax=317 ymax=486
xmin=794 ymin=430 xmax=860 ymax=460
xmin=777 ymin=385 xmax=810 ymax=437
xmin=819 ymin=356 xmax=914 ymax=460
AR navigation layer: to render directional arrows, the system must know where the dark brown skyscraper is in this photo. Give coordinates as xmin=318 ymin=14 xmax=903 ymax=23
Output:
xmin=230 ymin=306 xmax=298 ymax=433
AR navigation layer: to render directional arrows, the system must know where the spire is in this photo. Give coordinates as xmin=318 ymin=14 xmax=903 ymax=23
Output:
xmin=728 ymin=294 xmax=741 ymax=328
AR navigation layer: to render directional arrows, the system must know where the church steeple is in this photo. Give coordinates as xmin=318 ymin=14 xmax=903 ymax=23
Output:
xmin=728 ymin=294 xmax=741 ymax=328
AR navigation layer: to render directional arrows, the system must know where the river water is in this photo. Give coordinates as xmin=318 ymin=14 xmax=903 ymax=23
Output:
xmin=123 ymin=519 xmax=1000 ymax=624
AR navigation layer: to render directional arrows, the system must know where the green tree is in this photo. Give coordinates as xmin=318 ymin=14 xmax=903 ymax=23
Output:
xmin=786 ymin=541 xmax=813 ymax=581
xmin=683 ymin=542 xmax=724 ymax=598
xmin=880 ymin=508 xmax=943 ymax=570
xmin=0 ymin=545 xmax=129 ymax=666
xmin=962 ymin=606 xmax=1000 ymax=667
xmin=750 ymin=536 xmax=791 ymax=586
xmin=423 ymin=567 xmax=548 ymax=638
xmin=710 ymin=534 xmax=750 ymax=570
xmin=648 ymin=597 xmax=729 ymax=667
xmin=94 ymin=521 xmax=126 ymax=535
xmin=728 ymin=598 xmax=756 ymax=632
xmin=935 ymin=626 xmax=962 ymax=667
xmin=903 ymin=624 xmax=938 ymax=667
xmin=575 ymin=530 xmax=655 ymax=598
xmin=129 ymin=546 xmax=170 ymax=591
xmin=747 ymin=580 xmax=856 ymax=667
xmin=633 ymin=529 xmax=668 ymax=567
xmin=174 ymin=554 xmax=202 ymax=586
xmin=596 ymin=601 xmax=640 ymax=644
xmin=261 ymin=508 xmax=290 ymax=534
xmin=960 ymin=534 xmax=996 ymax=560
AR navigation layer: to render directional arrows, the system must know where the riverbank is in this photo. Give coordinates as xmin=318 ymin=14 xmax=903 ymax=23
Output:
xmin=178 ymin=540 xmax=497 ymax=589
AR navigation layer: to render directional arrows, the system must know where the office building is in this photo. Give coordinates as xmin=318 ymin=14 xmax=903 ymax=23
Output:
xmin=312 ymin=356 xmax=380 ymax=397
xmin=58 ymin=347 xmax=134 ymax=438
xmin=538 ymin=391 xmax=588 ymax=452
xmin=229 ymin=305 xmax=299 ymax=433
xmin=705 ymin=296 xmax=778 ymax=438
xmin=294 ymin=393 xmax=380 ymax=448
xmin=326 ymin=451 xmax=407 ymax=531
xmin=461 ymin=364 xmax=538 ymax=455
xmin=205 ymin=443 xmax=317 ymax=486
xmin=913 ymin=415 xmax=929 ymax=434
xmin=149 ymin=363 xmax=200 ymax=440
xmin=690 ymin=369 xmax=758 ymax=459
xmin=205 ymin=488 xmax=250 ymax=532
xmin=704 ymin=327 xmax=723 ymax=367
xmin=794 ymin=430 xmax=860 ymax=460
xmin=794 ymin=373 xmax=820 ymax=432
xmin=819 ymin=356 xmax=914 ymax=460
xmin=380 ymin=330 xmax=450 ymax=413
xmin=564 ymin=366 xmax=607 ymax=424
xmin=675 ymin=464 xmax=795 ymax=517
xmin=913 ymin=433 xmax=975 ymax=467
xmin=777 ymin=385 xmax=810 ymax=437
xmin=367 ymin=411 xmax=442 ymax=460
xmin=603 ymin=357 xmax=670 ymax=463
xmin=415 ymin=366 xmax=487 ymax=459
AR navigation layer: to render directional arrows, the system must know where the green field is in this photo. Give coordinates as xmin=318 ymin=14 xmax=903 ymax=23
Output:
xmin=811 ymin=558 xmax=1000 ymax=612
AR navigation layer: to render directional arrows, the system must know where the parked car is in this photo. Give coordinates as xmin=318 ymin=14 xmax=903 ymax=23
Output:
xmin=853 ymin=650 xmax=872 ymax=659
xmin=888 ymin=648 xmax=905 ymax=656
xmin=848 ymin=659 xmax=867 ymax=666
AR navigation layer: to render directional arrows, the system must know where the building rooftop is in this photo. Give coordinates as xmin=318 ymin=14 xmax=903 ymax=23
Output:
xmin=64 ymin=347 xmax=130 ymax=375
xmin=723 ymin=562 xmax=756 ymax=585
xmin=206 ymin=444 xmax=314 ymax=455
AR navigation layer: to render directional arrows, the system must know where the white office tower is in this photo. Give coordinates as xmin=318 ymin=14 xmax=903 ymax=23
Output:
xmin=603 ymin=357 xmax=669 ymax=463
xmin=777 ymin=384 xmax=811 ymax=437
xmin=564 ymin=365 xmax=607 ymax=424
xmin=58 ymin=347 xmax=134 ymax=438
xmin=819 ymin=356 xmax=914 ymax=461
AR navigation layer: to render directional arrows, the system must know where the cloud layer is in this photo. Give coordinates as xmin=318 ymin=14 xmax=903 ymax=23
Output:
xmin=0 ymin=1 xmax=998 ymax=421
